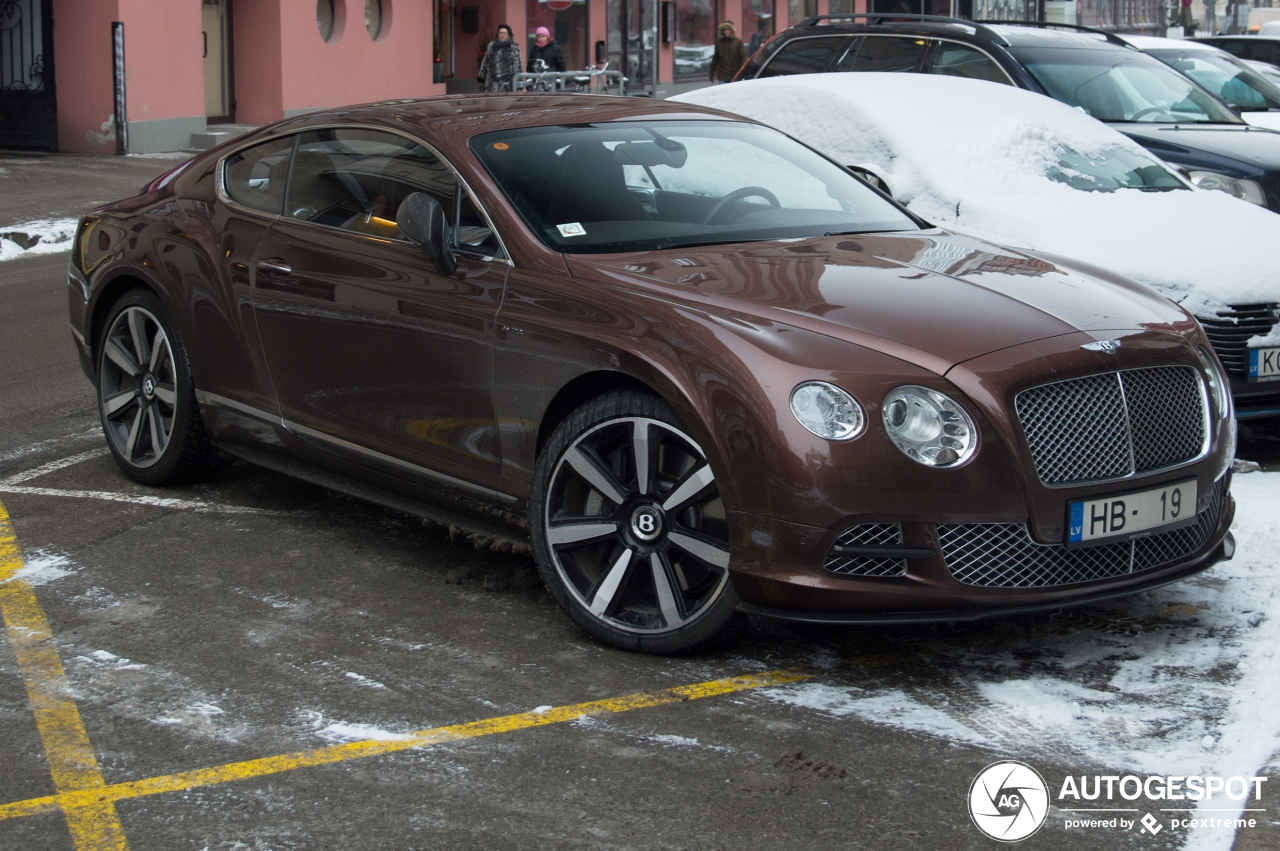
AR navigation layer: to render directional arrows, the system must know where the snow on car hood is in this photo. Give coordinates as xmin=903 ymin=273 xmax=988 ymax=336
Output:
xmin=673 ymin=73 xmax=1280 ymax=317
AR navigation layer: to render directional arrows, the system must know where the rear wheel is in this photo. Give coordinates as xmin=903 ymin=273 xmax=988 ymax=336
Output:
xmin=530 ymin=390 xmax=739 ymax=654
xmin=96 ymin=290 xmax=223 ymax=485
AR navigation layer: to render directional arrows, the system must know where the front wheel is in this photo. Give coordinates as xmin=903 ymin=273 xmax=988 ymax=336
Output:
xmin=96 ymin=290 xmax=223 ymax=485
xmin=530 ymin=390 xmax=740 ymax=654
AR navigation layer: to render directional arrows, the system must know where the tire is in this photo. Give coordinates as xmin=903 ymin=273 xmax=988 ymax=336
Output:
xmin=96 ymin=289 xmax=223 ymax=486
xmin=530 ymin=390 xmax=740 ymax=654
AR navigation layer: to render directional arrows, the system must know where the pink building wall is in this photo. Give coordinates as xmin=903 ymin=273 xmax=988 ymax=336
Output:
xmin=275 ymin=0 xmax=445 ymax=117
xmin=117 ymin=0 xmax=204 ymax=123
xmin=54 ymin=0 xmax=118 ymax=153
xmin=233 ymin=0 xmax=285 ymax=124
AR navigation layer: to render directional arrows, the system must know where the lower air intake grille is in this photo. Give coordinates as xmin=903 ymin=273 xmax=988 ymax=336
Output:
xmin=824 ymin=524 xmax=907 ymax=577
xmin=938 ymin=478 xmax=1226 ymax=588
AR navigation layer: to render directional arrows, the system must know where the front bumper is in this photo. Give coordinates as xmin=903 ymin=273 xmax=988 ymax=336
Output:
xmin=725 ymin=481 xmax=1235 ymax=621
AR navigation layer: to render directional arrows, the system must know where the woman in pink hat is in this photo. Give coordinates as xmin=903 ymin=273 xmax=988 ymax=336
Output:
xmin=527 ymin=25 xmax=567 ymax=72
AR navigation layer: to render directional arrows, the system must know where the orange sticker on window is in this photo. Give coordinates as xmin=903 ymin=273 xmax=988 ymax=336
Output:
xmin=493 ymin=142 xmax=509 ymax=150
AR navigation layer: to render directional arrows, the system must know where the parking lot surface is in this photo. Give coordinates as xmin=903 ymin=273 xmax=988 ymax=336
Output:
xmin=1 ymin=153 xmax=1278 ymax=851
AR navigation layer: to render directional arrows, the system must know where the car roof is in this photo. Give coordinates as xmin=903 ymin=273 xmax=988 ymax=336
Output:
xmin=783 ymin=17 xmax=1136 ymax=51
xmin=1122 ymin=34 xmax=1223 ymax=51
xmin=1196 ymin=34 xmax=1280 ymax=42
xmin=268 ymin=94 xmax=748 ymax=142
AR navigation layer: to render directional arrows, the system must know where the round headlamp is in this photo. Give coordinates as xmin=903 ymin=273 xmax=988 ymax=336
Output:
xmin=789 ymin=382 xmax=865 ymax=441
xmin=882 ymin=385 xmax=978 ymax=468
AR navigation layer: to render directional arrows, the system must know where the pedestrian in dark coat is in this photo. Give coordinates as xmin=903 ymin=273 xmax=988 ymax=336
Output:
xmin=709 ymin=20 xmax=747 ymax=84
xmin=528 ymin=27 xmax=567 ymax=72
xmin=478 ymin=24 xmax=522 ymax=92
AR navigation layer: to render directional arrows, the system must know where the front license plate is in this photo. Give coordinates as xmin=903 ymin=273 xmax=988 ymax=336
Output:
xmin=1249 ymin=347 xmax=1280 ymax=383
xmin=1066 ymin=479 xmax=1198 ymax=549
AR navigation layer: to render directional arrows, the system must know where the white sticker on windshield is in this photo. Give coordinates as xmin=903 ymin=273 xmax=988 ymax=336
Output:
xmin=557 ymin=222 xmax=587 ymax=237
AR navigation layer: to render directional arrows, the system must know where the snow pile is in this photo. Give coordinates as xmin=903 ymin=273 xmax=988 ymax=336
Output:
xmin=674 ymin=74 xmax=1280 ymax=316
xmin=764 ymin=468 xmax=1280 ymax=851
xmin=0 ymin=217 xmax=80 ymax=261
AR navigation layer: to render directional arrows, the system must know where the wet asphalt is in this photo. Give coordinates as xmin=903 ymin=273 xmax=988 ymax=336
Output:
xmin=0 ymin=152 xmax=1277 ymax=851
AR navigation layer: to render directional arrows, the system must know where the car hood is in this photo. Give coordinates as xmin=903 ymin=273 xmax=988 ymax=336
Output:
xmin=1110 ymin=122 xmax=1280 ymax=171
xmin=564 ymin=230 xmax=1190 ymax=376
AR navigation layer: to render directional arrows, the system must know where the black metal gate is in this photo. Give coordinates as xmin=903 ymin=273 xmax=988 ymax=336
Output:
xmin=0 ymin=0 xmax=57 ymax=149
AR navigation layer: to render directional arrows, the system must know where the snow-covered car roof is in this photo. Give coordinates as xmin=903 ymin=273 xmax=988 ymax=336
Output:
xmin=1120 ymin=34 xmax=1224 ymax=52
xmin=674 ymin=73 xmax=1280 ymax=317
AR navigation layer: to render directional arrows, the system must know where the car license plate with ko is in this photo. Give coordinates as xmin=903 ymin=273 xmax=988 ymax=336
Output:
xmin=1066 ymin=479 xmax=1198 ymax=548
xmin=1249 ymin=347 xmax=1280 ymax=383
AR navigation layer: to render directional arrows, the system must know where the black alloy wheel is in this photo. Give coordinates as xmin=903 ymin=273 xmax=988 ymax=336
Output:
xmin=96 ymin=290 xmax=222 ymax=485
xmin=530 ymin=390 xmax=740 ymax=653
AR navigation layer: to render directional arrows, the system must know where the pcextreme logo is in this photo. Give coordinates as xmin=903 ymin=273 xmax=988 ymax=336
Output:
xmin=968 ymin=761 xmax=1269 ymax=842
xmin=969 ymin=761 xmax=1051 ymax=842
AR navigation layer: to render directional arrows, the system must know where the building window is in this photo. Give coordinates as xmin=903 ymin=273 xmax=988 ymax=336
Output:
xmin=743 ymin=0 xmax=776 ymax=57
xmin=674 ymin=0 xmax=717 ymax=79
xmin=789 ymin=0 xmax=818 ymax=24
xmin=366 ymin=0 xmax=383 ymax=40
xmin=526 ymin=0 xmax=589 ymax=70
xmin=318 ymin=0 xmax=337 ymax=41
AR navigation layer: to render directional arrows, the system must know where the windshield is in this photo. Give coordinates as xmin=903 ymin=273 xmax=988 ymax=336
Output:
xmin=1047 ymin=143 xmax=1187 ymax=192
xmin=1148 ymin=48 xmax=1280 ymax=111
xmin=469 ymin=120 xmax=918 ymax=253
xmin=1012 ymin=46 xmax=1243 ymax=124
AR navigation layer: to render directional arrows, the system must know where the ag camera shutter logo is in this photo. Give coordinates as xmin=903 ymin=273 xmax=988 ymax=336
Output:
xmin=969 ymin=761 xmax=1050 ymax=842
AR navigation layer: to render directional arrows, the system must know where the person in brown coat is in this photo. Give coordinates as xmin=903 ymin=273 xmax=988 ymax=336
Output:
xmin=709 ymin=20 xmax=747 ymax=84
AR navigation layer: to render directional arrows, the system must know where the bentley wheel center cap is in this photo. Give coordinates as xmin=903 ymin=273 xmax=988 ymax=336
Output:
xmin=630 ymin=505 xmax=663 ymax=542
xmin=142 ymin=375 xmax=156 ymax=399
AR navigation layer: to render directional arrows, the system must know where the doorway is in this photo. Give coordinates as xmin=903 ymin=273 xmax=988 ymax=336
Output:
xmin=202 ymin=0 xmax=234 ymax=123
xmin=0 ymin=0 xmax=57 ymax=149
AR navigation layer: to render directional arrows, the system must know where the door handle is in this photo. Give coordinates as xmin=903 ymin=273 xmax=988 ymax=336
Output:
xmin=257 ymin=259 xmax=292 ymax=278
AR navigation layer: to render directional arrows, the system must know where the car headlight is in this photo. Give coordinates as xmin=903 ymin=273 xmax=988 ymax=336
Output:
xmin=1200 ymin=346 xmax=1236 ymax=480
xmin=790 ymin=381 xmax=865 ymax=440
xmin=882 ymin=385 xmax=978 ymax=467
xmin=1188 ymin=170 xmax=1267 ymax=207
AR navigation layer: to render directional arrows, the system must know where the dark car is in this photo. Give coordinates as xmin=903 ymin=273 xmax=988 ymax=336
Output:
xmin=736 ymin=16 xmax=1280 ymax=213
xmin=69 ymin=95 xmax=1235 ymax=653
xmin=1195 ymin=34 xmax=1280 ymax=70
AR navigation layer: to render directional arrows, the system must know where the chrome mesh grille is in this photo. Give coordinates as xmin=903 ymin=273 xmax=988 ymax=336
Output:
xmin=1123 ymin=368 xmax=1207 ymax=472
xmin=1015 ymin=367 xmax=1206 ymax=486
xmin=1198 ymin=303 xmax=1279 ymax=377
xmin=939 ymin=478 xmax=1226 ymax=588
xmin=824 ymin=524 xmax=907 ymax=577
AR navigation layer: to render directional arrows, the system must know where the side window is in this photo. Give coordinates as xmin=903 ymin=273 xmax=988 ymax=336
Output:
xmin=223 ymin=136 xmax=297 ymax=215
xmin=852 ymin=36 xmax=926 ymax=73
xmin=759 ymin=36 xmax=851 ymax=77
xmin=1215 ymin=40 xmax=1247 ymax=58
xmin=455 ymin=189 xmax=503 ymax=257
xmin=285 ymin=128 xmax=457 ymax=241
xmin=929 ymin=42 xmax=1013 ymax=85
xmin=835 ymin=38 xmax=863 ymax=72
xmin=1258 ymin=43 xmax=1280 ymax=66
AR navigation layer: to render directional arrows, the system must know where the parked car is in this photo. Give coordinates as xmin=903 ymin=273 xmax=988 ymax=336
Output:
xmin=1244 ymin=58 xmax=1280 ymax=87
xmin=1195 ymin=33 xmax=1280 ymax=69
xmin=674 ymin=44 xmax=716 ymax=75
xmin=676 ymin=72 xmax=1280 ymax=419
xmin=1121 ymin=35 xmax=1280 ymax=131
xmin=69 ymin=94 xmax=1235 ymax=653
xmin=735 ymin=15 xmax=1280 ymax=213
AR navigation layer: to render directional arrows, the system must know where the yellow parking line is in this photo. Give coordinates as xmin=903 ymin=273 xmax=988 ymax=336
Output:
xmin=0 ymin=498 xmax=130 ymax=849
xmin=0 ymin=668 xmax=811 ymax=823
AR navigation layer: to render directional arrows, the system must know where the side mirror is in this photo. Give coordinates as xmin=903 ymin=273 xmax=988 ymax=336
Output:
xmin=847 ymin=166 xmax=891 ymax=197
xmin=396 ymin=192 xmax=457 ymax=276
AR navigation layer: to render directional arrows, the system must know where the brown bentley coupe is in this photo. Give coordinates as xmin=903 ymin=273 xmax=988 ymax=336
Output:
xmin=68 ymin=95 xmax=1236 ymax=653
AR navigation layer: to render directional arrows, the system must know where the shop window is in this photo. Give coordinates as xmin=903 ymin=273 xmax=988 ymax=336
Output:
xmin=674 ymin=0 xmax=717 ymax=79
xmin=526 ymin=0 xmax=588 ymax=70
xmin=789 ymin=0 xmax=817 ymax=24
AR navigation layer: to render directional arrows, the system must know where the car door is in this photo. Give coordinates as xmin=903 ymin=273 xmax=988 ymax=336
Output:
xmin=249 ymin=126 xmax=508 ymax=493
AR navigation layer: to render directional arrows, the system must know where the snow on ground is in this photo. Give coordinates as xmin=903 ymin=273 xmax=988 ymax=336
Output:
xmin=2 ymin=549 xmax=78 ymax=586
xmin=766 ymin=468 xmax=1280 ymax=850
xmin=0 ymin=217 xmax=80 ymax=261
xmin=674 ymin=74 xmax=1280 ymax=316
